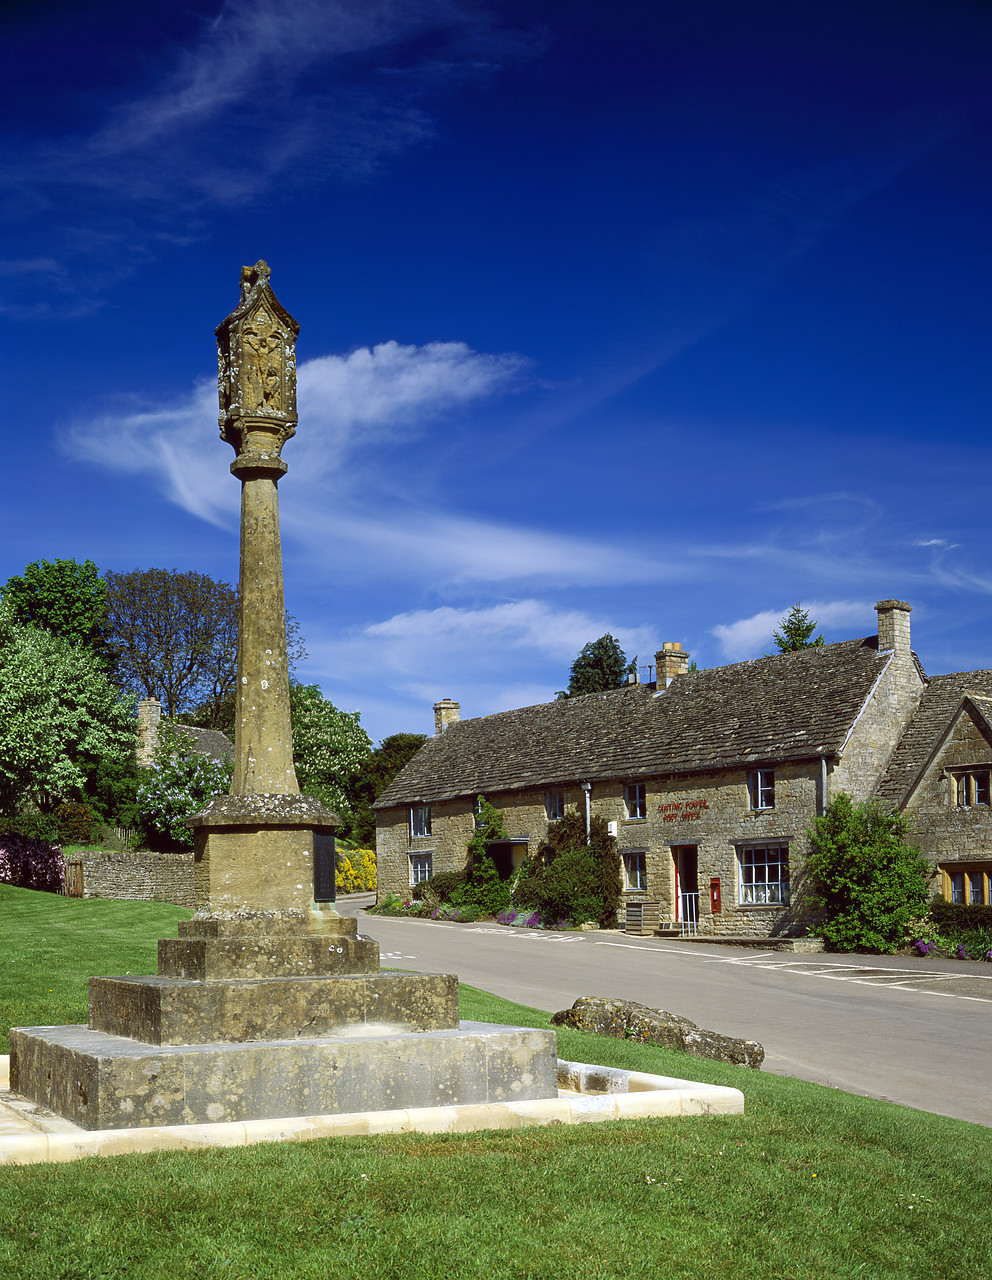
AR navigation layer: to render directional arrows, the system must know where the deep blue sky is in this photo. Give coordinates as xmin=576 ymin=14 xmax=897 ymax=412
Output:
xmin=2 ymin=0 xmax=990 ymax=741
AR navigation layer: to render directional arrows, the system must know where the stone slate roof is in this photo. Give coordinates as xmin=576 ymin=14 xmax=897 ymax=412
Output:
xmin=376 ymin=636 xmax=903 ymax=808
xmin=874 ymin=670 xmax=992 ymax=808
xmin=178 ymin=725 xmax=234 ymax=763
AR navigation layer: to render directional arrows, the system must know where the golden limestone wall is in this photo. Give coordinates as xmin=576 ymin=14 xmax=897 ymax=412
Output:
xmin=377 ymin=764 xmax=821 ymax=936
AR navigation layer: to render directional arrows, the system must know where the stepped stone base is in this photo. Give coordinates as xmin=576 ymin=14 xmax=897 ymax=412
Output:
xmin=89 ymin=972 xmax=459 ymax=1045
xmin=9 ymin=1022 xmax=557 ymax=1131
xmin=159 ymin=911 xmax=379 ymax=980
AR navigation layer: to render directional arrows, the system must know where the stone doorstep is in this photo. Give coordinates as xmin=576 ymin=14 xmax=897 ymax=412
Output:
xmin=0 ymin=1055 xmax=745 ymax=1165
xmin=675 ymin=936 xmax=825 ymax=952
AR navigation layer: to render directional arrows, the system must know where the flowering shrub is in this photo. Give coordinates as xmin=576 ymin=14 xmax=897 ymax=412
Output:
xmin=137 ymin=722 xmax=232 ymax=848
xmin=912 ymin=937 xmax=941 ymax=957
xmin=0 ymin=833 xmax=65 ymax=893
xmin=335 ymin=848 xmax=376 ymax=894
xmin=56 ymin=800 xmax=97 ymax=844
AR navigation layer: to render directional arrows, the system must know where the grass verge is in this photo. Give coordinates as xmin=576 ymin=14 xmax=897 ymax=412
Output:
xmin=1 ymin=885 xmax=990 ymax=1279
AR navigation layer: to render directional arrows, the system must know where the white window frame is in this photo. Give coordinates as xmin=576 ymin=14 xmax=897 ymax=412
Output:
xmin=410 ymin=804 xmax=431 ymax=838
xmin=969 ymin=869 xmax=986 ymax=906
xmin=623 ymin=851 xmax=647 ymax=891
xmin=546 ymin=788 xmax=565 ymax=820
xmin=952 ymin=770 xmax=990 ymax=807
xmin=409 ymin=851 xmax=433 ymax=886
xmin=748 ymin=769 xmax=775 ymax=810
xmin=738 ymin=845 xmax=790 ymax=905
xmin=949 ymin=871 xmax=965 ymax=904
xmin=624 ymin=782 xmax=647 ymax=820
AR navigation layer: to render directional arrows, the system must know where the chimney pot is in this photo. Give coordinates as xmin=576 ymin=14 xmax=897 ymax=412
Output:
xmin=654 ymin=644 xmax=690 ymax=687
xmin=433 ymin=698 xmax=461 ymax=735
xmin=875 ymin=600 xmax=911 ymax=654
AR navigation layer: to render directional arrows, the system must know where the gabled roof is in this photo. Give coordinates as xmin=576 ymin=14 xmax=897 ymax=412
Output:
xmin=875 ymin=671 xmax=992 ymax=808
xmin=178 ymin=725 xmax=234 ymax=764
xmin=376 ymin=636 xmax=902 ymax=807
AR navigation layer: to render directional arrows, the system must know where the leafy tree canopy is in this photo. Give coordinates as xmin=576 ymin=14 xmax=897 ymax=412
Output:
xmin=105 ymin=567 xmax=305 ymax=721
xmin=2 ymin=558 xmax=113 ymax=665
xmin=805 ymin=793 xmax=932 ymax=954
xmin=772 ymin=603 xmax=824 ymax=653
xmin=557 ymin=634 xmax=634 ymax=699
xmin=0 ymin=601 xmax=135 ymax=815
xmin=345 ymin=731 xmax=428 ymax=846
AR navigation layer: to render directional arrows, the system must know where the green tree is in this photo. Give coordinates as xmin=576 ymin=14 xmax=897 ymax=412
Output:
xmin=557 ymin=634 xmax=634 ymax=699
xmin=0 ymin=602 xmax=135 ymax=815
xmin=346 ymin=731 xmax=428 ymax=847
xmin=289 ymin=684 xmax=372 ymax=826
xmin=105 ymin=567 xmax=305 ymax=721
xmin=772 ymin=603 xmax=824 ymax=653
xmin=2 ymin=558 xmax=113 ymax=666
xmin=805 ymin=793 xmax=932 ymax=953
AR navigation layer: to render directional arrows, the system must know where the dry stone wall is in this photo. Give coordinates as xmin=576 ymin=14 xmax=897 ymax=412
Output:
xmin=71 ymin=851 xmax=194 ymax=909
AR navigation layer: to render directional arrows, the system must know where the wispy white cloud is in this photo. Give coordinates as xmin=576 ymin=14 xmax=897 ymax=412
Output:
xmin=711 ymin=600 xmax=877 ymax=660
xmin=65 ymin=339 xmax=527 ymax=526
xmin=64 ymin=335 xmax=690 ymax=587
xmin=306 ymin=600 xmax=658 ymax=715
xmin=2 ymin=0 xmax=519 ymax=311
xmin=913 ymin=538 xmax=961 ymax=550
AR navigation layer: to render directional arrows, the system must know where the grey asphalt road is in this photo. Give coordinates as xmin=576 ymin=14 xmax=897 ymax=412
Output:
xmin=339 ymin=899 xmax=992 ymax=1127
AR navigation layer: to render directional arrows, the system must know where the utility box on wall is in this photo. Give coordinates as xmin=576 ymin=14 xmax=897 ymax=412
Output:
xmin=710 ymin=877 xmax=721 ymax=914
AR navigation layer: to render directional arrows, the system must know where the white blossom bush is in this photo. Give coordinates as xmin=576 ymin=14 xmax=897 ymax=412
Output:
xmin=137 ymin=722 xmax=233 ymax=847
xmin=290 ymin=684 xmax=371 ymax=819
xmin=0 ymin=601 xmax=135 ymax=814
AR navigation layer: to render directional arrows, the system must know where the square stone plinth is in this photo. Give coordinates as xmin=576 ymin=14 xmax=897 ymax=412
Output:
xmin=9 ymin=1022 xmax=559 ymax=1130
xmin=187 ymin=795 xmax=339 ymax=914
xmin=88 ymin=972 xmax=459 ymax=1045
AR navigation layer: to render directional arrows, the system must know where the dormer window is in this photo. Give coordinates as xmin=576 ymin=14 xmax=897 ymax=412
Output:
xmin=748 ymin=770 xmax=775 ymax=810
xmin=953 ymin=771 xmax=990 ymax=807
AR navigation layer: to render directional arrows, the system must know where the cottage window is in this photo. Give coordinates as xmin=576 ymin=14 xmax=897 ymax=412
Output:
xmin=952 ymin=771 xmax=990 ymax=807
xmin=546 ymin=788 xmax=565 ymax=820
xmin=748 ymin=770 xmax=775 ymax=810
xmin=941 ymin=864 xmax=991 ymax=906
xmin=409 ymin=852 xmax=433 ymax=885
xmin=623 ymin=852 xmax=647 ymax=891
xmin=410 ymin=804 xmax=431 ymax=838
xmin=625 ymin=783 xmax=647 ymax=820
xmin=739 ymin=845 xmax=789 ymax=905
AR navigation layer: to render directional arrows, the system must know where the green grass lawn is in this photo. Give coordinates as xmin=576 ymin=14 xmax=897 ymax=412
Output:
xmin=1 ymin=884 xmax=990 ymax=1280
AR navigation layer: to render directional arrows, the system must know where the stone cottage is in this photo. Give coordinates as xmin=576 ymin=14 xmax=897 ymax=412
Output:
xmin=875 ymin=671 xmax=992 ymax=908
xmin=375 ymin=600 xmax=925 ymax=937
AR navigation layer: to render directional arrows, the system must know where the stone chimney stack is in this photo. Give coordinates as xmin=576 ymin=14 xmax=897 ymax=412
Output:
xmin=136 ymin=697 xmax=162 ymax=766
xmin=434 ymin=698 xmax=461 ymax=735
xmin=875 ymin=600 xmax=911 ymax=654
xmin=655 ymin=642 xmax=689 ymax=687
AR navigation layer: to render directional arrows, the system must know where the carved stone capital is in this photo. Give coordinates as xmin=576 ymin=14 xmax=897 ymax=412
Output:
xmin=215 ymin=260 xmax=300 ymax=468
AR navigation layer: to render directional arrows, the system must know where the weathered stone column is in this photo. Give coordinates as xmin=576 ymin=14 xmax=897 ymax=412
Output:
xmin=185 ymin=261 xmax=337 ymax=914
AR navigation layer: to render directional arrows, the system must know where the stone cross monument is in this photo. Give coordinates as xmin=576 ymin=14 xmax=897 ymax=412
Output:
xmin=186 ymin=260 xmax=337 ymax=914
xmin=9 ymin=262 xmax=556 ymax=1131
